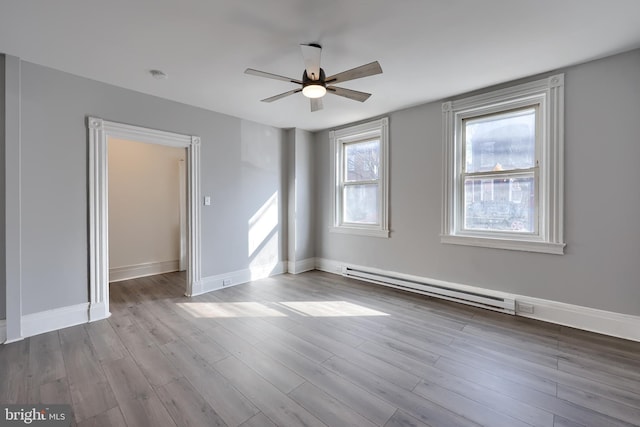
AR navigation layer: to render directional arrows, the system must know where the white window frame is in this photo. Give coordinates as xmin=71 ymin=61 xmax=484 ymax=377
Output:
xmin=441 ymin=74 xmax=565 ymax=254
xmin=330 ymin=117 xmax=389 ymax=238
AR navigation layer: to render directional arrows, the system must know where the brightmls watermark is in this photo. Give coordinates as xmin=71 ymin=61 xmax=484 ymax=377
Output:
xmin=0 ymin=405 xmax=71 ymax=426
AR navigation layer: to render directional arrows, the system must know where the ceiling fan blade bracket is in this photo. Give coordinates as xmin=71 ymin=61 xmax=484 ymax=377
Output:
xmin=302 ymin=68 xmax=327 ymax=89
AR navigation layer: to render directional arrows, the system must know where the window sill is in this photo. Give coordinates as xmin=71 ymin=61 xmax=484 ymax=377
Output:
xmin=441 ymin=234 xmax=565 ymax=255
xmin=330 ymin=226 xmax=390 ymax=238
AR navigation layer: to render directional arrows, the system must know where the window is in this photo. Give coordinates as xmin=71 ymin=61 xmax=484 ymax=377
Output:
xmin=330 ymin=117 xmax=389 ymax=237
xmin=441 ymin=74 xmax=565 ymax=254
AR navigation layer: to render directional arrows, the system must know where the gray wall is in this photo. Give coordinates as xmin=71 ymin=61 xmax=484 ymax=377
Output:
xmin=287 ymin=129 xmax=296 ymax=264
xmin=315 ymin=49 xmax=640 ymax=316
xmin=0 ymin=54 xmax=5 ymax=320
xmin=287 ymin=129 xmax=315 ymax=265
xmin=16 ymin=60 xmax=287 ymax=315
xmin=295 ymin=129 xmax=315 ymax=261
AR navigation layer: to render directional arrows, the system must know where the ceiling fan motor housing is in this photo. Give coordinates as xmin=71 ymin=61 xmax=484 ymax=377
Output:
xmin=303 ymin=68 xmax=326 ymax=87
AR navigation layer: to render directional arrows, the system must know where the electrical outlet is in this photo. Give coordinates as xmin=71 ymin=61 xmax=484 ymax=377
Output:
xmin=516 ymin=302 xmax=534 ymax=314
xmin=223 ymin=278 xmax=232 ymax=286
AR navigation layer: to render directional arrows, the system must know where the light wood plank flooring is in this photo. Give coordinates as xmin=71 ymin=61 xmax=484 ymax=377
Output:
xmin=1 ymin=271 xmax=639 ymax=426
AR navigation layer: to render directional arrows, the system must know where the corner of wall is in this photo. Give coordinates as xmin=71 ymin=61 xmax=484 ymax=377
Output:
xmin=288 ymin=258 xmax=316 ymax=274
xmin=4 ymin=54 xmax=21 ymax=340
xmin=0 ymin=53 xmax=6 ymax=321
xmin=286 ymin=128 xmax=296 ymax=265
xmin=0 ymin=319 xmax=6 ymax=344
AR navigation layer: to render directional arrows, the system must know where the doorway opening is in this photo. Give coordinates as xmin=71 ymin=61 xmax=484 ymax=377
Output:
xmin=108 ymin=140 xmax=187 ymax=279
xmin=87 ymin=117 xmax=201 ymax=321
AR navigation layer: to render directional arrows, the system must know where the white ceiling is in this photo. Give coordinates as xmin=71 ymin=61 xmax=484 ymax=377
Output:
xmin=1 ymin=1 xmax=639 ymax=131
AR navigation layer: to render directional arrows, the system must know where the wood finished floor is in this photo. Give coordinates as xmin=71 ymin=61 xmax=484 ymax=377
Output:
xmin=1 ymin=271 xmax=639 ymax=427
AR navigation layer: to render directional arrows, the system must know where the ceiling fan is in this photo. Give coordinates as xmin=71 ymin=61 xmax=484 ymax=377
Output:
xmin=245 ymin=44 xmax=383 ymax=112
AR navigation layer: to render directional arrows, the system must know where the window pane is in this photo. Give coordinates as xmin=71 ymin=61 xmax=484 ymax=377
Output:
xmin=464 ymin=175 xmax=535 ymax=232
xmin=345 ymin=140 xmax=380 ymax=181
xmin=465 ymin=108 xmax=535 ymax=173
xmin=343 ymin=184 xmax=378 ymax=224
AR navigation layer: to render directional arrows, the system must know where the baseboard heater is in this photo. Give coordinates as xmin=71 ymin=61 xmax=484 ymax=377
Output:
xmin=342 ymin=266 xmax=515 ymax=314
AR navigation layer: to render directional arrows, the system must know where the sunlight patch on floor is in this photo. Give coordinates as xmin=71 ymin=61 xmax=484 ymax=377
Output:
xmin=279 ymin=301 xmax=389 ymax=317
xmin=176 ymin=302 xmax=287 ymax=318
xmin=175 ymin=300 xmax=390 ymax=318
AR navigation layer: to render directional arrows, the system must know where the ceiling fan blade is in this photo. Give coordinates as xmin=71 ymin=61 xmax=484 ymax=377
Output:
xmin=300 ymin=44 xmax=322 ymax=81
xmin=245 ymin=68 xmax=302 ymax=85
xmin=325 ymin=61 xmax=382 ymax=84
xmin=261 ymin=89 xmax=302 ymax=103
xmin=310 ymin=97 xmax=323 ymax=112
xmin=326 ymin=86 xmax=372 ymax=102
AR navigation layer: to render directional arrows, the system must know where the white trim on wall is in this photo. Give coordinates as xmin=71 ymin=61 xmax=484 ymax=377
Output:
xmin=21 ymin=303 xmax=89 ymax=338
xmin=109 ymin=260 xmax=180 ymax=283
xmin=0 ymin=319 xmax=6 ymax=344
xmin=314 ymin=258 xmax=640 ymax=342
xmin=87 ymin=117 xmax=201 ymax=322
xmin=288 ymin=258 xmax=316 ymax=275
xmin=5 ymin=55 xmax=23 ymax=343
xmin=315 ymin=257 xmax=344 ymax=275
xmin=514 ymin=296 xmax=640 ymax=342
xmin=195 ymin=262 xmax=287 ymax=296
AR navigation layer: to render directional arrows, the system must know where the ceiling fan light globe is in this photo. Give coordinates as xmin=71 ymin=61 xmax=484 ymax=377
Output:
xmin=302 ymin=84 xmax=326 ymax=98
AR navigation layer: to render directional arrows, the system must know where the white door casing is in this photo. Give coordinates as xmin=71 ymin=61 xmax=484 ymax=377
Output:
xmin=87 ymin=117 xmax=201 ymax=321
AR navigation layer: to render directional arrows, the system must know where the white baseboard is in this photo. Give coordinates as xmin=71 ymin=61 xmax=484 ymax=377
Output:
xmin=22 ymin=303 xmax=89 ymax=338
xmin=0 ymin=319 xmax=6 ymax=344
xmin=288 ymin=258 xmax=316 ymax=275
xmin=192 ymin=261 xmax=287 ymax=296
xmin=89 ymin=301 xmax=110 ymax=323
xmin=109 ymin=260 xmax=180 ymax=282
xmin=515 ymin=296 xmax=640 ymax=342
xmin=315 ymin=257 xmax=343 ymax=274
xmin=314 ymin=257 xmax=640 ymax=342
